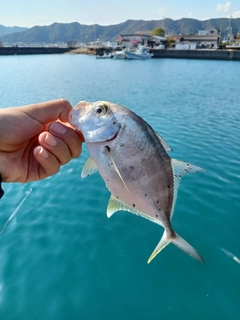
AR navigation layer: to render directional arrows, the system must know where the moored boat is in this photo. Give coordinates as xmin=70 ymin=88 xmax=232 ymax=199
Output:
xmin=112 ymin=50 xmax=127 ymax=59
xmin=96 ymin=52 xmax=113 ymax=59
xmin=125 ymin=46 xmax=153 ymax=60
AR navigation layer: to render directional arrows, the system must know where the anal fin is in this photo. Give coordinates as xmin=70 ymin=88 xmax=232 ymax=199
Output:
xmin=107 ymin=195 xmax=142 ymax=218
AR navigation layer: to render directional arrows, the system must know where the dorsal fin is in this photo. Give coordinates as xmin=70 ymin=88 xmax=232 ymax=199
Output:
xmin=170 ymin=159 xmax=204 ymax=219
xmin=81 ymin=157 xmax=98 ymax=178
xmin=154 ymin=131 xmax=173 ymax=152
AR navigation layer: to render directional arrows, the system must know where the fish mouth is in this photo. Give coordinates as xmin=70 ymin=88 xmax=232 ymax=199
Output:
xmin=105 ymin=131 xmax=119 ymax=142
xmin=87 ymin=123 xmax=120 ymax=143
xmin=68 ymin=111 xmax=80 ymax=128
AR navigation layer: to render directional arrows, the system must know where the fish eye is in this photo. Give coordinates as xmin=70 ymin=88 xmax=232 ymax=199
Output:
xmin=95 ymin=104 xmax=108 ymax=116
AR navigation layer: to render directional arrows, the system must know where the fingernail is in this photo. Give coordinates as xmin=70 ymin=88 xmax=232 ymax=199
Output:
xmin=39 ymin=147 xmax=49 ymax=159
xmin=50 ymin=122 xmax=67 ymax=135
xmin=44 ymin=134 xmax=57 ymax=146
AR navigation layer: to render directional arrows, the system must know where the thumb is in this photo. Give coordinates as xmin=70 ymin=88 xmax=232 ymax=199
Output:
xmin=19 ymin=99 xmax=73 ymax=124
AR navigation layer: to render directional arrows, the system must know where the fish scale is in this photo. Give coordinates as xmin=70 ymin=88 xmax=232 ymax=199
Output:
xmin=69 ymin=100 xmax=205 ymax=263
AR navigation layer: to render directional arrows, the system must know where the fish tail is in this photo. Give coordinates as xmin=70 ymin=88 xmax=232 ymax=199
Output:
xmin=147 ymin=230 xmax=204 ymax=264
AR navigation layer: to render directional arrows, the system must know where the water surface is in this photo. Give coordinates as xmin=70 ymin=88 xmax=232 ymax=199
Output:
xmin=0 ymin=54 xmax=239 ymax=319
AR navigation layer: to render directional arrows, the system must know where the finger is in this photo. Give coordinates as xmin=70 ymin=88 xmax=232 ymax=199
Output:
xmin=38 ymin=132 xmax=72 ymax=165
xmin=19 ymin=99 xmax=72 ymax=124
xmin=33 ymin=146 xmax=61 ymax=179
xmin=49 ymin=122 xmax=83 ymax=158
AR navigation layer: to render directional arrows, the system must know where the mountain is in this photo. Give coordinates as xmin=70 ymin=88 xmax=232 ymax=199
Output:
xmin=0 ymin=25 xmax=28 ymax=37
xmin=0 ymin=18 xmax=239 ymax=44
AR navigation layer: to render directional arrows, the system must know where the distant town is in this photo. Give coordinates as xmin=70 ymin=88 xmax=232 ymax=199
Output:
xmin=0 ymin=18 xmax=240 ymax=60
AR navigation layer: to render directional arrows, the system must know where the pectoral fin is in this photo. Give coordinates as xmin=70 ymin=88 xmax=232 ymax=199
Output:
xmin=81 ymin=157 xmax=98 ymax=178
xmin=105 ymin=147 xmax=131 ymax=195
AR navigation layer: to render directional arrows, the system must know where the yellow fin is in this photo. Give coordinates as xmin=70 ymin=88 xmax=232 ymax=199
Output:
xmin=148 ymin=230 xmax=204 ymax=264
xmin=81 ymin=157 xmax=98 ymax=178
xmin=107 ymin=195 xmax=142 ymax=218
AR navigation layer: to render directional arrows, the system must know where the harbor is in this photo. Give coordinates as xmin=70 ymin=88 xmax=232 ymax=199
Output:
xmin=149 ymin=48 xmax=240 ymax=60
xmin=1 ymin=44 xmax=240 ymax=61
xmin=0 ymin=46 xmax=73 ymax=55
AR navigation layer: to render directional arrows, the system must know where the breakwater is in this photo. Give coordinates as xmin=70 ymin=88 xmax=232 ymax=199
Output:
xmin=150 ymin=49 xmax=240 ymax=61
xmin=0 ymin=46 xmax=72 ymax=55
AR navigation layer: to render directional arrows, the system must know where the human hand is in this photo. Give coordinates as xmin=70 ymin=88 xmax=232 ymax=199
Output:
xmin=0 ymin=99 xmax=83 ymax=183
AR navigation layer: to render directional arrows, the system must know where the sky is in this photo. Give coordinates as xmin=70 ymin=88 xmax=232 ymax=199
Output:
xmin=0 ymin=0 xmax=240 ymax=28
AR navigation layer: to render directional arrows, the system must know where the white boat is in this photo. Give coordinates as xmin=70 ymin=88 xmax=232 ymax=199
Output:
xmin=125 ymin=46 xmax=153 ymax=60
xmin=226 ymin=43 xmax=240 ymax=49
xmin=96 ymin=52 xmax=113 ymax=59
xmin=112 ymin=50 xmax=126 ymax=59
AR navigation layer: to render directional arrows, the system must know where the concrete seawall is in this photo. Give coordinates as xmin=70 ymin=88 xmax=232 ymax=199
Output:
xmin=150 ymin=49 xmax=240 ymax=61
xmin=0 ymin=47 xmax=72 ymax=55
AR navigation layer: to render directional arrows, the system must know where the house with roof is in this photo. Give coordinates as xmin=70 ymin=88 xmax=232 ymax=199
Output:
xmin=177 ymin=28 xmax=221 ymax=49
xmin=119 ymin=32 xmax=166 ymax=48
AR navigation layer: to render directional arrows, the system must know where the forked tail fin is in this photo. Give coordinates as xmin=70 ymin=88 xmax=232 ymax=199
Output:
xmin=147 ymin=230 xmax=204 ymax=264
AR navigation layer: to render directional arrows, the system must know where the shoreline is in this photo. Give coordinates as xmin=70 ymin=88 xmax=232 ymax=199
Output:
xmin=1 ymin=46 xmax=240 ymax=61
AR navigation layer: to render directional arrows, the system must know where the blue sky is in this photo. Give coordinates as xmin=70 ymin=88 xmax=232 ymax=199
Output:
xmin=1 ymin=0 xmax=240 ymax=27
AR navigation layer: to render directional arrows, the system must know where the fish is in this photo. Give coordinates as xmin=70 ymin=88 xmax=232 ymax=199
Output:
xmin=69 ymin=101 xmax=204 ymax=263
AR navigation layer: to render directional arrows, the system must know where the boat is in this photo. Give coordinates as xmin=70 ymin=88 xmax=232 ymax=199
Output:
xmin=96 ymin=52 xmax=113 ymax=59
xmin=225 ymin=43 xmax=240 ymax=50
xmin=125 ymin=46 xmax=153 ymax=60
xmin=112 ymin=50 xmax=126 ymax=59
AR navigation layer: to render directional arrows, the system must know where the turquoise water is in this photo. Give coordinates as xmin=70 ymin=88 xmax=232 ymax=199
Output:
xmin=0 ymin=54 xmax=240 ymax=319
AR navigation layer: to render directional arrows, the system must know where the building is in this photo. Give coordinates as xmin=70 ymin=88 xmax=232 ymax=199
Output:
xmin=119 ymin=33 xmax=166 ymax=48
xmin=179 ymin=28 xmax=221 ymax=49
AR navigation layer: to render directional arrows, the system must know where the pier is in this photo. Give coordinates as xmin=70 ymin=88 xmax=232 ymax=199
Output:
xmin=0 ymin=46 xmax=73 ymax=55
xmin=150 ymin=49 xmax=240 ymax=61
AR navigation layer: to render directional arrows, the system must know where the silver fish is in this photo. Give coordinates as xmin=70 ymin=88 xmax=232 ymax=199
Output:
xmin=69 ymin=101 xmax=204 ymax=263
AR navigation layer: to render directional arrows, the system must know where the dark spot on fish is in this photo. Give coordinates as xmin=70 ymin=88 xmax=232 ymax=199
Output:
xmin=156 ymin=215 xmax=158 ymax=218
xmin=145 ymin=194 xmax=147 ymax=196
xmin=156 ymin=201 xmax=159 ymax=204
xmin=167 ymin=185 xmax=170 ymax=189
xmin=120 ymin=143 xmax=124 ymax=147
xmin=129 ymin=166 xmax=134 ymax=170
xmin=117 ymin=196 xmax=119 ymax=199
xmin=133 ymin=204 xmax=135 ymax=208
xmin=112 ymin=121 xmax=116 ymax=124
xmin=105 ymin=146 xmax=110 ymax=152
xmin=158 ymin=208 xmax=161 ymax=211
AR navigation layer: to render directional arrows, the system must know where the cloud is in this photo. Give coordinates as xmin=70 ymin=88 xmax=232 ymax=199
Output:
xmin=216 ymin=2 xmax=231 ymax=13
xmin=156 ymin=8 xmax=167 ymax=17
xmin=231 ymin=10 xmax=240 ymax=18
xmin=188 ymin=12 xmax=193 ymax=18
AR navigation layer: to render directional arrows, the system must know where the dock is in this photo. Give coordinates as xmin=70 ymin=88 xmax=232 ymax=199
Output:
xmin=150 ymin=49 xmax=240 ymax=61
xmin=0 ymin=46 xmax=73 ymax=55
